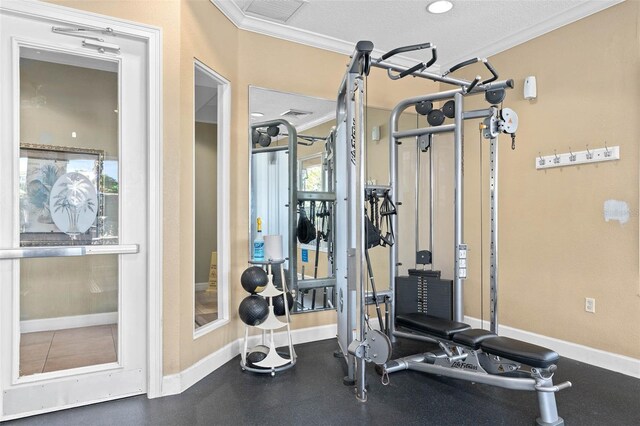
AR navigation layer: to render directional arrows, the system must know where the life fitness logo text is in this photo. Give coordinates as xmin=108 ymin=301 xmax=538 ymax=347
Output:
xmin=350 ymin=117 xmax=356 ymax=166
xmin=452 ymin=361 xmax=478 ymax=371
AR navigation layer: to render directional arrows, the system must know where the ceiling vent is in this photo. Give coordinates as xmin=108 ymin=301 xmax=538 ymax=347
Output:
xmin=242 ymin=0 xmax=306 ymax=23
xmin=281 ymin=108 xmax=312 ymax=118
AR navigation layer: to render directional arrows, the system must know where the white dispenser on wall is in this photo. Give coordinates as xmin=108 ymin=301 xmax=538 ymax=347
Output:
xmin=524 ymin=76 xmax=537 ymax=100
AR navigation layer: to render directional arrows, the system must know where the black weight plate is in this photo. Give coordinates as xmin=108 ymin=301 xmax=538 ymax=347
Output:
xmin=267 ymin=125 xmax=280 ymax=137
xmin=258 ymin=133 xmax=271 ymax=147
xmin=427 ymin=109 xmax=445 ymax=126
xmin=442 ymin=100 xmax=455 ymax=118
xmin=415 ymin=100 xmax=433 ymax=116
xmin=251 ymin=128 xmax=260 ymax=145
xmin=485 ymin=89 xmax=506 ymax=105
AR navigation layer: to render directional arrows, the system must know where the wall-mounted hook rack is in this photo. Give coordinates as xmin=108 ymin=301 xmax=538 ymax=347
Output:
xmin=535 ymin=145 xmax=620 ymax=170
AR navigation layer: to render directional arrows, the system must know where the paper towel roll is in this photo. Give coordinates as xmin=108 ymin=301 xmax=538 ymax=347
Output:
xmin=264 ymin=235 xmax=283 ymax=261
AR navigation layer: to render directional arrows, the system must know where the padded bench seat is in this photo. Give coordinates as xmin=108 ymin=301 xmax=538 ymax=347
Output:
xmin=396 ymin=313 xmax=470 ymax=339
xmin=452 ymin=329 xmax=496 ymax=349
xmin=480 ymin=336 xmax=560 ymax=369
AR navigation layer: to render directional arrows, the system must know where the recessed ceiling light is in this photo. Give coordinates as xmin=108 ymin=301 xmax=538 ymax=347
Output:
xmin=427 ymin=0 xmax=453 ymax=14
xmin=251 ymin=112 xmax=264 ymax=117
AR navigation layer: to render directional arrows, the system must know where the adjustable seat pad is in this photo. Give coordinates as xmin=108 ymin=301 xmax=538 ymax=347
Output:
xmin=396 ymin=313 xmax=470 ymax=339
xmin=480 ymin=336 xmax=560 ymax=368
xmin=452 ymin=329 xmax=496 ymax=349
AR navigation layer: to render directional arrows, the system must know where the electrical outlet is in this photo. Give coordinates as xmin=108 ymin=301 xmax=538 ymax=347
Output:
xmin=585 ymin=297 xmax=596 ymax=313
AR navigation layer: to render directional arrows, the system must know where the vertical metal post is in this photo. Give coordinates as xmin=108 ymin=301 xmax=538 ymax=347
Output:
xmin=343 ymin=75 xmax=358 ymax=385
xmin=428 ymin=134 xmax=434 ymax=262
xmin=287 ymin=124 xmax=298 ymax=296
xmin=453 ymin=92 xmax=464 ymax=323
xmin=388 ymin=114 xmax=399 ymax=337
xmin=489 ymin=137 xmax=499 ymax=333
xmin=355 ymin=75 xmax=367 ymax=402
xmin=415 ymin=134 xmax=421 ymax=264
xmin=333 ymin=81 xmax=355 ymax=382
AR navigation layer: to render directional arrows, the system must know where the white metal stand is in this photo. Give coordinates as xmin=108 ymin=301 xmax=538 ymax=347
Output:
xmin=240 ymin=261 xmax=296 ymax=376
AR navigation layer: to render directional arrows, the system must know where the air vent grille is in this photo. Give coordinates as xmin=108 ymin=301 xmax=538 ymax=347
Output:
xmin=243 ymin=0 xmax=306 ymax=23
xmin=280 ymin=108 xmax=312 ymax=118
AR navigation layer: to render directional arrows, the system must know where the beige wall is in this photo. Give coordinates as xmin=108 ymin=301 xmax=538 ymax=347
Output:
xmin=451 ymin=1 xmax=640 ymax=358
xmin=194 ymin=122 xmax=217 ymax=284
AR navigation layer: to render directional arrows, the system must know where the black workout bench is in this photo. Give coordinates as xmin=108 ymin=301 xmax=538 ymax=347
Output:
xmin=386 ymin=313 xmax=571 ymax=426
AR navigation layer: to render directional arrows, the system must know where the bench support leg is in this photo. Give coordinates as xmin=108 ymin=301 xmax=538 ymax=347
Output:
xmin=536 ymin=377 xmax=564 ymax=426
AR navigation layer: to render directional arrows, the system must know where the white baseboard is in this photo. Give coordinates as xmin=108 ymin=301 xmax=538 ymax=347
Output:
xmin=195 ymin=282 xmax=209 ymax=292
xmin=20 ymin=312 xmax=118 ymax=333
xmin=160 ymin=323 xmax=337 ymax=396
xmin=464 ymin=316 xmax=640 ymax=379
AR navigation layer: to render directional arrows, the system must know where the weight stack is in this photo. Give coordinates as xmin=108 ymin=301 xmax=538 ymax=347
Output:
xmin=396 ymin=269 xmax=453 ymax=320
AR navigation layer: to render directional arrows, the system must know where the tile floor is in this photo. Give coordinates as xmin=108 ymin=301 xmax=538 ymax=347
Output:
xmin=194 ymin=289 xmax=218 ymax=328
xmin=20 ymin=324 xmax=117 ymax=376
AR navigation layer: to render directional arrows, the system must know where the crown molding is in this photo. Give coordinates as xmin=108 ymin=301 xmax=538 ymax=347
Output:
xmin=210 ymin=0 xmax=428 ymax=70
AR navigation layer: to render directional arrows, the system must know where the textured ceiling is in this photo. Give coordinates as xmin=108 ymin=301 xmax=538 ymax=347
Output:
xmin=250 ymin=86 xmax=336 ymax=132
xmin=217 ymin=0 xmax=622 ymax=69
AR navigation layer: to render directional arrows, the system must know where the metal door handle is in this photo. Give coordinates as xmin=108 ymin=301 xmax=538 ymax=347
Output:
xmin=0 ymin=244 xmax=139 ymax=259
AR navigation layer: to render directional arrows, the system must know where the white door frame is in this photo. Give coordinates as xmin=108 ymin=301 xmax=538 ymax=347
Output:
xmin=0 ymin=0 xmax=163 ymax=399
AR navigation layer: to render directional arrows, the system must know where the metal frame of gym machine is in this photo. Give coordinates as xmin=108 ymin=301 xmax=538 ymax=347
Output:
xmin=335 ymin=41 xmax=571 ymax=426
xmin=334 ymin=40 xmax=512 ymax=401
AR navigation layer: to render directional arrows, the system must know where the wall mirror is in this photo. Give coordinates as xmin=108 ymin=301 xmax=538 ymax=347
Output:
xmin=249 ymin=86 xmax=337 ymax=313
xmin=194 ymin=60 xmax=230 ymax=335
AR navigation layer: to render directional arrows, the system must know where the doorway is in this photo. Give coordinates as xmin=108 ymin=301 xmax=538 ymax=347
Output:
xmin=0 ymin=2 xmax=162 ymax=419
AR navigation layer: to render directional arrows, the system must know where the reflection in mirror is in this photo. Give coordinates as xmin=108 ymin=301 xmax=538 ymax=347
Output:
xmin=194 ymin=61 xmax=223 ymax=331
xmin=249 ymin=87 xmax=337 ymax=313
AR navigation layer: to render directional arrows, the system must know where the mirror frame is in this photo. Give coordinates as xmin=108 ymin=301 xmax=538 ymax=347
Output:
xmin=193 ymin=59 xmax=231 ymax=338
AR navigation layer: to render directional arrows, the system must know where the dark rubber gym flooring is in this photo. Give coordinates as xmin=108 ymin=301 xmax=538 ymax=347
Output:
xmin=7 ymin=338 xmax=640 ymax=425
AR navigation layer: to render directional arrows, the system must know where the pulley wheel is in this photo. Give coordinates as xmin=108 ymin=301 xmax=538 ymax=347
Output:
xmin=485 ymin=89 xmax=506 ymax=105
xmin=427 ymin=109 xmax=445 ymax=126
xmin=415 ymin=100 xmax=433 ymax=116
xmin=267 ymin=125 xmax=280 ymax=137
xmin=442 ymin=100 xmax=455 ymax=118
xmin=251 ymin=129 xmax=260 ymax=145
xmin=258 ymin=133 xmax=271 ymax=147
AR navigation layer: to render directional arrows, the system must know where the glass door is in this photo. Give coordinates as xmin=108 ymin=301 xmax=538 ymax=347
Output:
xmin=1 ymin=7 xmax=149 ymax=420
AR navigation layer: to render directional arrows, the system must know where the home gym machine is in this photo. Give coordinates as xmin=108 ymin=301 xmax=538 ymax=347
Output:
xmin=333 ymin=41 xmax=571 ymax=425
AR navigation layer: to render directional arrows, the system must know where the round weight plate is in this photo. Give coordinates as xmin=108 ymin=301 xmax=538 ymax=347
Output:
xmin=442 ymin=100 xmax=455 ymax=118
xmin=267 ymin=125 xmax=280 ymax=137
xmin=251 ymin=129 xmax=260 ymax=145
xmin=485 ymin=89 xmax=506 ymax=105
xmin=415 ymin=100 xmax=433 ymax=116
xmin=427 ymin=109 xmax=445 ymax=126
xmin=258 ymin=133 xmax=271 ymax=147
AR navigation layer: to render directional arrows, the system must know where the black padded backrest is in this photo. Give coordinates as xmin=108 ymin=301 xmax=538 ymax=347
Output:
xmin=480 ymin=336 xmax=560 ymax=368
xmin=396 ymin=313 xmax=470 ymax=339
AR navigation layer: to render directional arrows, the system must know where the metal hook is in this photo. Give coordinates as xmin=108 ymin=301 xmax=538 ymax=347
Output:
xmin=586 ymin=144 xmax=593 ymax=160
xmin=538 ymin=152 xmax=546 ymax=166
xmin=553 ymin=149 xmax=560 ymax=164
xmin=604 ymin=141 xmax=611 ymax=157
xmin=569 ymin=147 xmax=576 ymax=162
